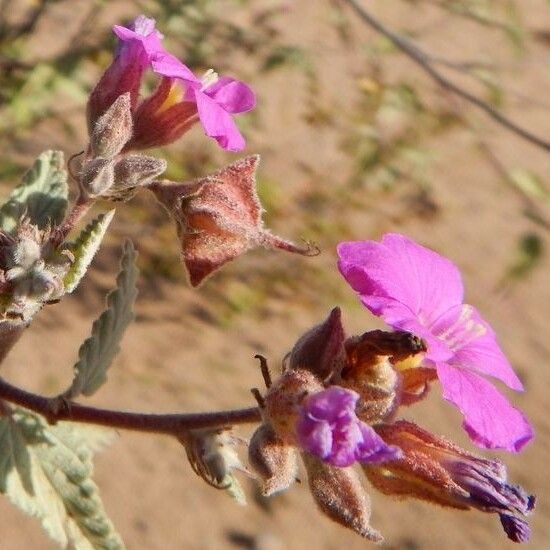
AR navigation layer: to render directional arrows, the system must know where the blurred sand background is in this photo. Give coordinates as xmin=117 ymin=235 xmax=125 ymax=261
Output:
xmin=0 ymin=1 xmax=549 ymax=548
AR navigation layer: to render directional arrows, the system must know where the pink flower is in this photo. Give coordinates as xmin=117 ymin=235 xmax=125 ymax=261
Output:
xmin=149 ymin=54 xmax=255 ymax=151
xmin=87 ymin=15 xmax=163 ymax=128
xmin=296 ymin=386 xmax=402 ymax=467
xmin=337 ymin=233 xmax=533 ymax=453
xmin=88 ymin=15 xmax=255 ymax=152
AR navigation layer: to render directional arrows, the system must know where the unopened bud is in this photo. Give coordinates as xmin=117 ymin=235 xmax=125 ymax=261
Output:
xmin=287 ymin=307 xmax=345 ymax=381
xmin=264 ymin=369 xmax=323 ymax=445
xmin=248 ymin=423 xmax=298 ymax=496
xmin=113 ymin=155 xmax=167 ymax=193
xmin=179 ymin=428 xmax=247 ymax=504
xmin=10 ymin=237 xmax=41 ymax=270
xmin=337 ymin=330 xmax=426 ymax=423
xmin=90 ymin=93 xmax=133 ymax=159
xmin=302 ymin=453 xmax=382 ymax=542
xmin=80 ymin=158 xmax=115 ymax=197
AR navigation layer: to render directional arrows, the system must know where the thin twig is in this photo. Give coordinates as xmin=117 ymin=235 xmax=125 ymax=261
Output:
xmin=0 ymin=376 xmax=262 ymax=434
xmin=51 ymin=196 xmax=94 ymax=245
xmin=422 ymin=0 xmax=513 ymax=33
xmin=340 ymin=0 xmax=550 ymax=152
xmin=254 ymin=354 xmax=272 ymax=388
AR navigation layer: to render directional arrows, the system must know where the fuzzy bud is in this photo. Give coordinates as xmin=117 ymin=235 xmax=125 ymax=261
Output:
xmin=180 ymin=428 xmax=243 ymax=487
xmin=112 ymin=155 xmax=167 ymax=196
xmin=337 ymin=330 xmax=427 ymax=423
xmin=90 ymin=93 xmax=133 ymax=158
xmin=248 ymin=423 xmax=298 ymax=496
xmin=263 ymin=369 xmax=324 ymax=445
xmin=80 ymin=158 xmax=116 ymax=197
xmin=149 ymin=155 xmax=316 ymax=287
xmin=179 ymin=428 xmax=247 ymax=504
xmin=302 ymin=453 xmax=382 ymax=542
xmin=287 ymin=307 xmax=346 ymax=381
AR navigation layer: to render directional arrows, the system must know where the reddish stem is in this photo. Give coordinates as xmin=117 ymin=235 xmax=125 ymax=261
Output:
xmin=0 ymin=376 xmax=262 ymax=434
xmin=53 ymin=196 xmax=94 ymax=245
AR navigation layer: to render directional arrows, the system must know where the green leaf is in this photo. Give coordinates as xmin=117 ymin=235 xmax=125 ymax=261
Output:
xmin=66 ymin=241 xmax=138 ymax=398
xmin=0 ymin=150 xmax=69 ymax=233
xmin=0 ymin=409 xmax=124 ymax=549
xmin=224 ymin=474 xmax=247 ymax=506
xmin=508 ymin=169 xmax=548 ymax=201
xmin=63 ymin=210 xmax=116 ymax=294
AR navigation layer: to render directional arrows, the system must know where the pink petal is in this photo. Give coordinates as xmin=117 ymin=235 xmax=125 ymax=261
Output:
xmin=357 ymin=423 xmax=403 ymax=464
xmin=436 ymin=362 xmax=533 ymax=452
xmin=431 ymin=304 xmax=524 ymax=391
xmin=150 ymin=51 xmax=199 ymax=83
xmin=113 ymin=17 xmax=164 ymax=57
xmin=194 ymin=90 xmax=246 ymax=151
xmin=337 ymin=234 xmax=464 ymax=328
xmin=204 ymin=77 xmax=256 ymax=113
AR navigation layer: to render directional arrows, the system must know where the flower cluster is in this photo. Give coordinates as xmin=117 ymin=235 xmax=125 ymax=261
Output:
xmin=246 ymin=235 xmax=534 ymax=544
xmin=88 ymin=15 xmax=255 ymax=152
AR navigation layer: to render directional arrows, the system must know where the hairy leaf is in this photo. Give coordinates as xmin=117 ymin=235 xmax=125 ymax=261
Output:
xmin=0 ymin=150 xmax=68 ymax=233
xmin=63 ymin=210 xmax=116 ymax=294
xmin=0 ymin=409 xmax=123 ymax=549
xmin=66 ymin=241 xmax=138 ymax=398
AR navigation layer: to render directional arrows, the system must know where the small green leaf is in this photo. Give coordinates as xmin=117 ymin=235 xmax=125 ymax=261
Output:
xmin=63 ymin=210 xmax=116 ymax=294
xmin=66 ymin=240 xmax=138 ymax=398
xmin=224 ymin=474 xmax=247 ymax=506
xmin=0 ymin=410 xmax=124 ymax=549
xmin=502 ymin=233 xmax=543 ymax=283
xmin=0 ymin=150 xmax=68 ymax=233
xmin=508 ymin=169 xmax=548 ymax=201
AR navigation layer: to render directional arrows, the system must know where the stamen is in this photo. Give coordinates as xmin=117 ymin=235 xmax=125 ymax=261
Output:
xmin=436 ymin=305 xmax=487 ymax=351
xmin=200 ymin=69 xmax=219 ymax=91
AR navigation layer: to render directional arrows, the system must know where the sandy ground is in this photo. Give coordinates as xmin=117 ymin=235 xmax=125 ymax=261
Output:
xmin=1 ymin=1 xmax=549 ymax=549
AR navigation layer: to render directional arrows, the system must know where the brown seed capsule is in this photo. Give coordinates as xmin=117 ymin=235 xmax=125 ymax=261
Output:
xmin=302 ymin=453 xmax=382 ymax=542
xmin=149 ymin=155 xmax=316 ymax=287
xmin=248 ymin=423 xmax=298 ymax=496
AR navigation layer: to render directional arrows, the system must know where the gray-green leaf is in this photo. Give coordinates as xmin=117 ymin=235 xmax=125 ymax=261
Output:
xmin=0 ymin=150 xmax=69 ymax=233
xmin=63 ymin=210 xmax=116 ymax=294
xmin=65 ymin=241 xmax=138 ymax=398
xmin=0 ymin=409 xmax=124 ymax=549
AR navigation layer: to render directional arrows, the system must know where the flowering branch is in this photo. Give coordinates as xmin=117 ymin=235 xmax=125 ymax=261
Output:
xmin=340 ymin=0 xmax=550 ymax=152
xmin=0 ymin=376 xmax=261 ymax=434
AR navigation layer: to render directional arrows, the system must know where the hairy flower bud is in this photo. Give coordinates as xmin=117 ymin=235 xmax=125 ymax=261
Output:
xmin=80 ymin=155 xmax=166 ymax=202
xmin=263 ymin=369 xmax=324 ymax=445
xmin=248 ymin=423 xmax=298 ymax=496
xmin=112 ymin=155 xmax=167 ymax=198
xmin=0 ymin=219 xmax=71 ymax=321
xmin=302 ymin=453 xmax=382 ymax=542
xmin=286 ymin=307 xmax=346 ymax=381
xmin=179 ymin=428 xmax=247 ymax=504
xmin=362 ymin=421 xmax=535 ymax=543
xmin=149 ymin=155 xmax=317 ymax=286
xmin=90 ymin=93 xmax=133 ymax=159
xmin=80 ymin=158 xmax=116 ymax=197
xmin=337 ymin=330 xmax=426 ymax=423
